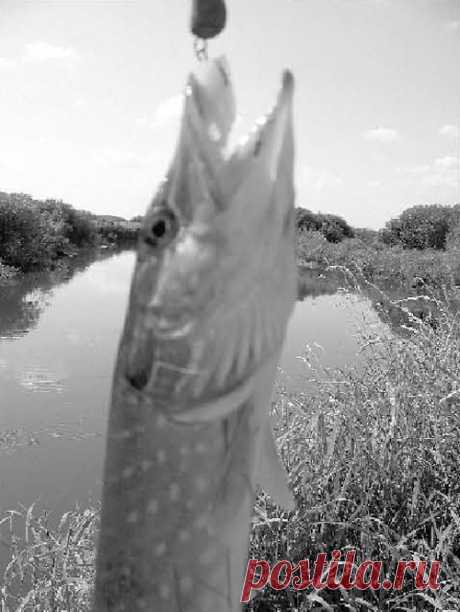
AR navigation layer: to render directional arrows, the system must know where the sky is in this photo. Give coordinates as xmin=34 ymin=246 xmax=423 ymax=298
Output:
xmin=0 ymin=0 xmax=459 ymax=229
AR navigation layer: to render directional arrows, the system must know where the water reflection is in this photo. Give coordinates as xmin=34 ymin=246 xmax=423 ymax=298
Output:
xmin=298 ymin=264 xmax=460 ymax=338
xmin=0 ymin=254 xmax=343 ymax=346
xmin=0 ymin=249 xmax=137 ymax=529
xmin=0 ymin=281 xmax=50 ymax=340
xmin=0 ymin=247 xmax=129 ymax=340
xmin=297 ymin=264 xmax=342 ymax=301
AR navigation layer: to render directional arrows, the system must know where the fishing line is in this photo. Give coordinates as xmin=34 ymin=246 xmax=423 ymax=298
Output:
xmin=191 ymin=0 xmax=227 ymax=60
xmin=194 ymin=37 xmax=209 ymax=62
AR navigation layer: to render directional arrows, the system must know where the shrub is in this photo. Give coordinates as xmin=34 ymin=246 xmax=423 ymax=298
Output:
xmin=0 ymin=194 xmax=54 ymax=271
xmin=319 ymin=213 xmax=354 ymax=243
xmin=61 ymin=205 xmax=98 ymax=248
xmin=296 ymin=208 xmax=322 ymax=232
xmin=0 ymin=505 xmax=98 ymax=611
xmin=446 ymin=222 xmax=460 ymax=254
xmin=0 ymin=191 xmax=134 ymax=272
xmin=296 ymin=208 xmax=354 ymax=243
xmin=382 ymin=204 xmax=454 ymax=250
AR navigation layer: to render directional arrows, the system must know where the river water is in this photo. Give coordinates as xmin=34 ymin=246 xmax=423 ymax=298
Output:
xmin=0 ymin=250 xmax=387 ymax=527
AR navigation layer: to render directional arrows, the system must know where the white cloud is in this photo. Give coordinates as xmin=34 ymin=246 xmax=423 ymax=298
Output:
xmin=439 ymin=124 xmax=459 ymax=139
xmin=297 ymin=164 xmax=344 ymax=195
xmin=396 ymin=164 xmax=430 ymax=176
xmin=92 ymin=148 xmax=155 ymax=169
xmin=150 ymin=94 xmax=183 ymax=129
xmin=400 ymin=155 xmax=459 ymax=190
xmin=364 ymin=127 xmax=399 ymax=143
xmin=434 ymin=156 xmax=458 ymax=170
xmin=23 ymin=41 xmax=79 ymax=63
xmin=422 ymin=172 xmax=457 ymax=189
xmin=0 ymin=57 xmax=16 ymax=70
xmin=445 ymin=20 xmax=460 ymax=32
xmin=135 ymin=94 xmax=183 ymax=133
xmin=72 ymin=97 xmax=87 ymax=110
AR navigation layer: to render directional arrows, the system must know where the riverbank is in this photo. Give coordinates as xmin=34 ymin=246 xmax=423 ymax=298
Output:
xmin=0 ymin=191 xmax=139 ymax=279
xmin=297 ymin=229 xmax=460 ymax=289
xmin=247 ymin=285 xmax=460 ymax=611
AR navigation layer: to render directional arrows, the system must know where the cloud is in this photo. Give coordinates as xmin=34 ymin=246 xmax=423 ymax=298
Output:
xmin=23 ymin=41 xmax=79 ymax=63
xmin=439 ymin=124 xmax=459 ymax=139
xmin=297 ymin=164 xmax=344 ymax=195
xmin=399 ymin=155 xmax=459 ymax=190
xmin=92 ymin=148 xmax=155 ymax=169
xmin=434 ymin=156 xmax=458 ymax=170
xmin=135 ymin=94 xmax=183 ymax=133
xmin=72 ymin=97 xmax=87 ymax=110
xmin=364 ymin=127 xmax=399 ymax=143
xmin=0 ymin=57 xmax=16 ymax=70
xmin=150 ymin=94 xmax=183 ymax=129
xmin=396 ymin=164 xmax=430 ymax=176
xmin=445 ymin=20 xmax=460 ymax=32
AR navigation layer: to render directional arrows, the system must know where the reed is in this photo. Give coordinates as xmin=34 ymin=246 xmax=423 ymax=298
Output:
xmin=0 ymin=504 xmax=98 ymax=611
xmin=248 ymin=280 xmax=460 ymax=610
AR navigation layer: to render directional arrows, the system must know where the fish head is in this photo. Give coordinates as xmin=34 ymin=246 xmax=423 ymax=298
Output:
xmin=124 ymin=57 xmax=297 ymax=407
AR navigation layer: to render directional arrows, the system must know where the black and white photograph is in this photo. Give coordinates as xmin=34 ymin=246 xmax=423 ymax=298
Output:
xmin=0 ymin=0 xmax=459 ymax=610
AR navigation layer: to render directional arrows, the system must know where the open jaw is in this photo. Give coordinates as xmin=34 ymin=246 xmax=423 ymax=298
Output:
xmin=183 ymin=55 xmax=295 ymax=174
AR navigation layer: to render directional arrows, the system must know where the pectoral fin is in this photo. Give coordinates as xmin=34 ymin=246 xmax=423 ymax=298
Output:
xmin=255 ymin=415 xmax=295 ymax=511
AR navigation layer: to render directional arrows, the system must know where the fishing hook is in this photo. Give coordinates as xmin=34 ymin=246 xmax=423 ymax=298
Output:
xmin=194 ymin=37 xmax=209 ymax=62
xmin=191 ymin=0 xmax=226 ymax=60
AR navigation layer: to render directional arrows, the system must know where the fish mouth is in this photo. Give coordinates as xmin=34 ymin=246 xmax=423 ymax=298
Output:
xmin=227 ymin=69 xmax=294 ymax=164
xmin=166 ymin=55 xmax=295 ymax=223
xmin=184 ymin=56 xmax=294 ymax=170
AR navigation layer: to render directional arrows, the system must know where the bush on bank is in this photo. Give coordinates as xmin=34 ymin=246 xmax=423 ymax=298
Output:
xmin=296 ymin=208 xmax=355 ymax=243
xmin=381 ymin=203 xmax=460 ymax=250
xmin=0 ymin=192 xmax=139 ymax=273
xmin=296 ymin=229 xmax=460 ymax=288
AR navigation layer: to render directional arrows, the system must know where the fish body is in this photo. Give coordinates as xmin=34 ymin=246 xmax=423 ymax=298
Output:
xmin=93 ymin=57 xmax=297 ymax=612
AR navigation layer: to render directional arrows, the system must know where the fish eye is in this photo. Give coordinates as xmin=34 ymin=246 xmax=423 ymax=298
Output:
xmin=144 ymin=208 xmax=179 ymax=247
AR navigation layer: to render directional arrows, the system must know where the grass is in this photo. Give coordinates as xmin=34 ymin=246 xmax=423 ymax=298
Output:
xmin=0 ymin=505 xmax=98 ymax=611
xmin=1 ymin=268 xmax=459 ymax=610
xmin=246 ymin=280 xmax=460 ymax=610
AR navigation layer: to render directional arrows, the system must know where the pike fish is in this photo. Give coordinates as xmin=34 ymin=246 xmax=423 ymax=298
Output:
xmin=93 ymin=56 xmax=297 ymax=612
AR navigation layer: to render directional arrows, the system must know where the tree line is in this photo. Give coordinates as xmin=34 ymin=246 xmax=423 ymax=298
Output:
xmin=1 ymin=190 xmax=459 ymax=274
xmin=296 ymin=203 xmax=460 ymax=251
xmin=0 ymin=192 xmax=139 ymax=272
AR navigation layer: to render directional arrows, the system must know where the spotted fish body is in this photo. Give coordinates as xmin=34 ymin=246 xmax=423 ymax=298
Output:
xmin=93 ymin=57 xmax=297 ymax=611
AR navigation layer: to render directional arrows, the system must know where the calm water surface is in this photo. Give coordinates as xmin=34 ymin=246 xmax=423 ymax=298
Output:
xmin=0 ymin=250 xmax=387 ymax=526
